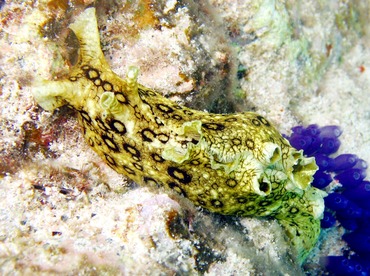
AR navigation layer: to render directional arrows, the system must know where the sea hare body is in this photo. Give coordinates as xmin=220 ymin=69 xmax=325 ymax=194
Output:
xmin=32 ymin=8 xmax=325 ymax=262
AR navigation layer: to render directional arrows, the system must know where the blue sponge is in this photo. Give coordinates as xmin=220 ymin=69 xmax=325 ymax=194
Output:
xmin=286 ymin=124 xmax=370 ymax=274
xmin=343 ymin=231 xmax=370 ymax=254
xmin=324 ymin=193 xmax=349 ymax=210
xmin=331 ymin=154 xmax=359 ymax=171
xmin=321 ymin=211 xmax=336 ymax=228
xmin=334 ymin=169 xmax=367 ymax=188
xmin=320 ymin=255 xmax=370 ymax=275
xmin=312 ymin=170 xmax=332 ymax=189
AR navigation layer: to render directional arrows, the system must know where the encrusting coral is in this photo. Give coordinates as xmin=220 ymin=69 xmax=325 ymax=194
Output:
xmin=32 ymin=7 xmax=326 ymax=263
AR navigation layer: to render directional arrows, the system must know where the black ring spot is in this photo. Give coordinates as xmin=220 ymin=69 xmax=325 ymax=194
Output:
xmin=198 ymin=199 xmax=206 ymax=206
xmin=145 ymin=89 xmax=157 ymax=97
xmin=109 ymin=120 xmax=126 ymax=134
xmin=102 ymin=135 xmax=119 ymax=151
xmin=257 ymin=115 xmax=270 ymax=126
xmin=259 ymin=200 xmax=272 ymax=207
xmin=138 ymin=88 xmax=157 ymax=97
xmin=138 ymin=88 xmax=149 ymax=97
xmin=88 ymin=137 xmax=94 ymax=147
xmin=211 ymin=199 xmax=223 ymax=208
xmin=85 ymin=68 xmax=99 ymax=80
xmin=282 ymin=194 xmax=290 ymax=201
xmin=94 ymin=78 xmax=102 ymax=86
xmin=69 ymin=76 xmax=78 ymax=82
xmin=274 ymin=195 xmax=282 ymax=200
xmin=105 ymin=154 xmax=116 ymax=166
xmin=155 ymin=117 xmax=164 ymax=126
xmin=198 ymin=193 xmax=206 ymax=199
xmin=95 ymin=137 xmax=102 ymax=146
xmin=102 ymin=82 xmax=113 ymax=91
xmin=190 ymin=159 xmax=201 ymax=165
xmin=147 ymin=90 xmax=157 ymax=97
xmin=133 ymin=156 xmax=140 ymax=162
xmin=80 ymin=111 xmax=92 ymax=124
xmin=235 ymin=210 xmax=246 ymax=216
xmin=115 ymin=92 xmax=129 ymax=104
xmin=168 ymin=182 xmax=187 ymax=197
xmin=123 ymin=165 xmax=135 ymax=175
xmin=157 ymin=104 xmax=174 ymax=113
xmin=246 ymin=206 xmax=255 ymax=212
xmin=247 ymin=194 xmax=259 ymax=201
xmin=168 ymin=167 xmax=191 ymax=184
xmin=144 ymin=177 xmax=159 ymax=187
xmin=237 ymin=197 xmax=247 ymax=203
xmin=301 ymin=212 xmax=311 ymax=217
xmin=172 ymin=114 xmax=183 ymax=121
xmin=157 ymin=133 xmax=169 ymax=144
xmin=202 ymin=123 xmax=225 ymax=131
xmin=123 ymin=144 xmax=141 ymax=160
xmin=225 ymin=117 xmax=237 ymax=122
xmin=96 ymin=118 xmax=109 ymax=131
xmin=183 ymin=110 xmax=194 ymax=116
xmin=133 ymin=105 xmax=142 ymax=119
xmin=271 ymin=182 xmax=280 ymax=190
xmin=226 ymin=179 xmax=237 ymax=188
xmin=246 ymin=139 xmax=255 ymax=150
xmin=133 ymin=163 xmax=143 ymax=171
xmin=232 ymin=138 xmax=241 ymax=146
xmin=141 ymin=128 xmax=156 ymax=142
xmin=151 ymin=153 xmax=165 ymax=163
xmin=251 ymin=118 xmax=261 ymax=126
xmin=289 ymin=207 xmax=299 ymax=214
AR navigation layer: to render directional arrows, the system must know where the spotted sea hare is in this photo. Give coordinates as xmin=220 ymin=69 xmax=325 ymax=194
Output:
xmin=32 ymin=7 xmax=325 ymax=263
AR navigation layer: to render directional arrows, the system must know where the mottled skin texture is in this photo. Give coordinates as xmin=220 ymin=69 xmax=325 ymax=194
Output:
xmin=33 ymin=8 xmax=325 ymax=263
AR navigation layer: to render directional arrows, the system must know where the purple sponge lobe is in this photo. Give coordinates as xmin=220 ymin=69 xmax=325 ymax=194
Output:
xmin=334 ymin=169 xmax=367 ymax=188
xmin=331 ymin=154 xmax=359 ymax=172
xmin=312 ymin=170 xmax=332 ymax=189
xmin=343 ymin=231 xmax=370 ymax=254
xmin=319 ymin=125 xmax=343 ymax=138
xmin=325 ymin=193 xmax=349 ymax=210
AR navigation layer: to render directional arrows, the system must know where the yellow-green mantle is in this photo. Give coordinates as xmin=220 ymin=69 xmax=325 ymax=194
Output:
xmin=32 ymin=8 xmax=325 ymax=263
